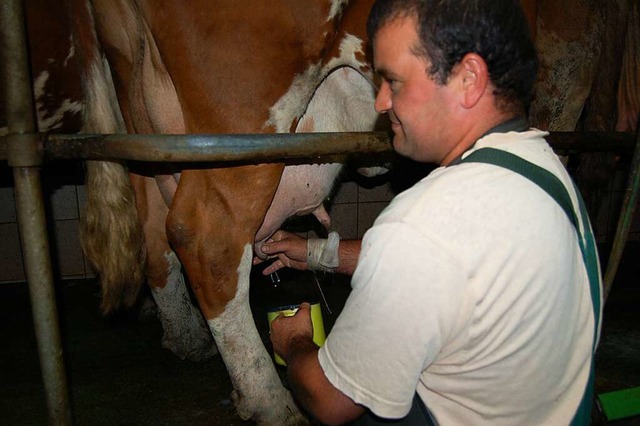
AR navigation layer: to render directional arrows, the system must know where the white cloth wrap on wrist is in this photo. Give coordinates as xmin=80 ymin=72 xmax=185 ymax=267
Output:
xmin=307 ymin=231 xmax=340 ymax=272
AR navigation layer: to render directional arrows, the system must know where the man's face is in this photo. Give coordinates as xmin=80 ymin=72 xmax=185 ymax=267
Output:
xmin=373 ymin=16 xmax=458 ymax=164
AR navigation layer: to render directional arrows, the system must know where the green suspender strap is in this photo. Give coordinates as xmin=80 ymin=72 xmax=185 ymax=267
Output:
xmin=460 ymin=148 xmax=601 ymax=425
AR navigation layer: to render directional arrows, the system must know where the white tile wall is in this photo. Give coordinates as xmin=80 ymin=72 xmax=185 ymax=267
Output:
xmin=0 ymin=170 xmax=92 ymax=283
xmin=357 ymin=202 xmax=388 ymax=237
xmin=51 ymin=219 xmax=86 ymax=278
xmin=329 ymin=177 xmax=396 ymax=239
xmin=50 ymin=185 xmax=80 ymax=221
xmin=328 ymin=203 xmax=358 ymax=239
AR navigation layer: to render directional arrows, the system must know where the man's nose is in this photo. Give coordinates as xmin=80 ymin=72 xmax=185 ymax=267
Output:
xmin=374 ymin=83 xmax=391 ymax=114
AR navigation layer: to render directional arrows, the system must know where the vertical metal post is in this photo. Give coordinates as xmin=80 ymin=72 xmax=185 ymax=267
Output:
xmin=603 ymin=124 xmax=640 ymax=301
xmin=1 ymin=0 xmax=72 ymax=424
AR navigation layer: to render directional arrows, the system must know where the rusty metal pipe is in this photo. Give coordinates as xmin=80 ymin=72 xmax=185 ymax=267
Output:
xmin=43 ymin=131 xmax=393 ymax=163
xmin=1 ymin=131 xmax=635 ymax=163
xmin=39 ymin=131 xmax=638 ymax=161
xmin=1 ymin=0 xmax=71 ymax=424
xmin=603 ymin=124 xmax=640 ymax=301
xmin=12 ymin=168 xmax=72 ymax=424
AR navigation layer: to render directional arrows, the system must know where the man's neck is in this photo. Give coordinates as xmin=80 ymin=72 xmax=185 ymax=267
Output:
xmin=439 ymin=109 xmax=518 ymax=166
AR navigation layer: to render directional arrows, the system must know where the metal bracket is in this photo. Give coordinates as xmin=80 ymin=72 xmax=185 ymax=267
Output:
xmin=7 ymin=132 xmax=43 ymax=167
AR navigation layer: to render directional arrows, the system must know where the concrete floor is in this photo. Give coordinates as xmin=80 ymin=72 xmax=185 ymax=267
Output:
xmin=1 ymin=241 xmax=638 ymax=425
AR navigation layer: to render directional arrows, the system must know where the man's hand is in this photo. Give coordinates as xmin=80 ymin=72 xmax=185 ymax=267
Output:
xmin=270 ymin=302 xmax=365 ymax=425
xmin=254 ymin=230 xmax=309 ymax=275
xmin=270 ymin=302 xmax=315 ymax=363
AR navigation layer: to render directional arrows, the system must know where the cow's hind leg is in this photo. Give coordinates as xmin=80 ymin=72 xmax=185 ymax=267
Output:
xmin=167 ymin=166 xmax=306 ymax=425
xmin=213 ymin=244 xmax=304 ymax=424
xmin=131 ymin=173 xmax=217 ymax=362
xmin=151 ymin=250 xmax=217 ymax=361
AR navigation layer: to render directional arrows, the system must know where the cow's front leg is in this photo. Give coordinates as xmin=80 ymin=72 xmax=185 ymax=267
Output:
xmin=167 ymin=166 xmax=306 ymax=426
xmin=131 ymin=173 xmax=217 ymax=362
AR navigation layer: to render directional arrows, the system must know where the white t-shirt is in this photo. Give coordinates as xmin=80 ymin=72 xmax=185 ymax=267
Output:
xmin=318 ymin=129 xmax=602 ymax=425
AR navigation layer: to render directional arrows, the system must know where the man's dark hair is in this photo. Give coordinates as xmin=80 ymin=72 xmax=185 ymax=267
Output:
xmin=367 ymin=0 xmax=539 ymax=113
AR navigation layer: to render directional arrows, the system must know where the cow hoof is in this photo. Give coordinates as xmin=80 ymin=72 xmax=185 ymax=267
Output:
xmin=231 ymin=390 xmax=253 ymax=421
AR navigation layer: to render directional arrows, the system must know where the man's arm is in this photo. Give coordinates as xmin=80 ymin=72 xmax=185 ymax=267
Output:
xmin=256 ymin=230 xmax=361 ymax=276
xmin=286 ymin=339 xmax=365 ymax=425
xmin=270 ymin=303 xmax=365 ymax=425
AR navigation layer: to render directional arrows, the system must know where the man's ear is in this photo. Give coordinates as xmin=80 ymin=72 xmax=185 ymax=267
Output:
xmin=458 ymin=53 xmax=489 ymax=109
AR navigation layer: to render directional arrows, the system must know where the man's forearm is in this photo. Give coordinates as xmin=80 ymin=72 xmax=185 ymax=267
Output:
xmin=286 ymin=340 xmax=364 ymax=425
xmin=334 ymin=239 xmax=361 ymax=275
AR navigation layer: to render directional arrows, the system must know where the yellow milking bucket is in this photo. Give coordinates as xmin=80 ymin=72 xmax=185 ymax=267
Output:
xmin=267 ymin=303 xmax=326 ymax=366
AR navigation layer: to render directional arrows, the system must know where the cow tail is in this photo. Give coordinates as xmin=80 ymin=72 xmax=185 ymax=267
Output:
xmin=77 ymin=28 xmax=146 ymax=313
xmin=82 ymin=160 xmax=146 ymax=313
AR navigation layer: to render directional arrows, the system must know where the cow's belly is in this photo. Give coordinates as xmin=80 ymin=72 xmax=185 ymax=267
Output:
xmin=255 ymin=66 xmax=379 ymax=252
xmin=254 ymin=163 xmax=342 ymax=248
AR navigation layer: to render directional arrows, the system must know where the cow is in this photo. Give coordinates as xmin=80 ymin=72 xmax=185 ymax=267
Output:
xmin=65 ymin=0 xmax=384 ymax=424
xmin=1 ymin=1 xmax=387 ymax=423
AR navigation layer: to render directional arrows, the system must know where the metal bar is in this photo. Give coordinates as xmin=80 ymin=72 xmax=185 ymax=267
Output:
xmin=603 ymin=124 xmax=640 ymax=301
xmin=1 ymin=131 xmax=635 ymax=163
xmin=44 ymin=131 xmax=393 ymax=163
xmin=1 ymin=1 xmax=72 ymax=424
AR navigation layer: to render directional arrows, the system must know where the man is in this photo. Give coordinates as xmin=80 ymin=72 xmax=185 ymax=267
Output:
xmin=259 ymin=0 xmax=602 ymax=424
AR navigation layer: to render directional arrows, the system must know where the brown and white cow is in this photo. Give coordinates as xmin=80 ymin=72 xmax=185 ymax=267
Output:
xmin=67 ymin=0 xmax=381 ymax=424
